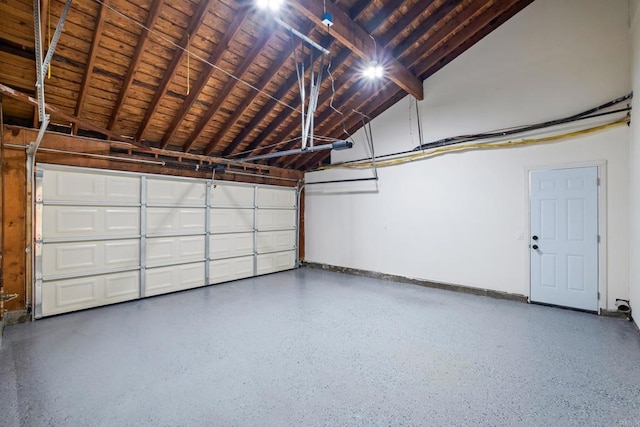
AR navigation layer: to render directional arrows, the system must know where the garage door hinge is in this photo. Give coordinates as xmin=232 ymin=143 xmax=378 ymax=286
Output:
xmin=597 ymin=177 xmax=600 ymax=186
xmin=598 ymin=235 xmax=601 ymax=243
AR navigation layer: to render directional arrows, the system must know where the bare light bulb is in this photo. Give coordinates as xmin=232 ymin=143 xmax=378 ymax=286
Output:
xmin=256 ymin=0 xmax=284 ymax=11
xmin=363 ymin=61 xmax=383 ymax=79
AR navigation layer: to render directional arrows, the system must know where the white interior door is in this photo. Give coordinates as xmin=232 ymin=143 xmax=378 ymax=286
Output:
xmin=530 ymin=166 xmax=598 ymax=311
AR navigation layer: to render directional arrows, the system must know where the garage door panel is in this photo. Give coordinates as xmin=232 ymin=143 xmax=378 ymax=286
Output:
xmin=104 ymin=273 xmax=140 ymax=299
xmin=38 ymin=165 xmax=299 ymax=317
xmin=257 ymin=187 xmax=296 ymax=208
xmin=146 ymin=179 xmax=206 ymax=206
xmin=256 ymin=209 xmax=296 ymax=231
xmin=210 ymin=208 xmax=254 ymax=233
xmin=146 ymin=208 xmax=205 ymax=235
xmin=257 ymin=251 xmax=295 ymax=275
xmin=145 ymin=262 xmax=206 ymax=296
xmin=43 ymin=206 xmax=140 ymax=239
xmin=42 ymin=239 xmax=139 ymax=277
xmin=43 ymin=170 xmax=140 ymax=204
xmin=146 ymin=236 xmax=205 ymax=266
xmin=211 ymin=184 xmax=254 ymax=207
xmin=209 ymin=256 xmax=254 ymax=284
xmin=41 ymin=271 xmax=139 ymax=316
xmin=257 ymin=230 xmax=296 ymax=253
xmin=210 ymin=233 xmax=254 ymax=259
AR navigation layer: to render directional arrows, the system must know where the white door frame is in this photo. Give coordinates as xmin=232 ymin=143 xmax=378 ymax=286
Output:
xmin=524 ymin=161 xmax=607 ymax=313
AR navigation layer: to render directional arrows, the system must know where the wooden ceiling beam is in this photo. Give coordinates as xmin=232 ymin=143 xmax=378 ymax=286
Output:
xmin=73 ymin=0 xmax=108 ymax=134
xmin=254 ymin=3 xmax=407 ymax=164
xmin=296 ymin=0 xmax=535 ymax=171
xmin=268 ymin=2 xmax=441 ymax=167
xmin=107 ymin=0 xmax=163 ymax=131
xmin=389 ymin=0 xmax=464 ymax=56
xmin=209 ymin=0 xmax=376 ymax=156
xmin=243 ymin=46 xmax=349 ymax=160
xmin=181 ymin=26 xmax=274 ymax=153
xmin=416 ymin=0 xmax=535 ymax=78
xmin=289 ymin=0 xmax=424 ymax=100
xmin=398 ymin=0 xmax=493 ymax=65
xmin=212 ymin=25 xmax=329 ymax=156
xmin=377 ymin=0 xmax=439 ymax=47
xmin=160 ymin=10 xmax=249 ymax=149
xmin=213 ymin=63 xmax=297 ymax=156
xmin=134 ymin=0 xmax=212 ymax=143
xmin=295 ymin=0 xmax=496 ymax=163
xmin=361 ymin=0 xmax=419 ymax=36
xmin=0 ymin=83 xmax=144 ymax=146
xmin=293 ymin=149 xmax=330 ymax=170
xmin=213 ymin=23 xmax=316 ymax=157
xmin=348 ymin=0 xmax=374 ymax=21
xmin=212 ymin=63 xmax=304 ymax=157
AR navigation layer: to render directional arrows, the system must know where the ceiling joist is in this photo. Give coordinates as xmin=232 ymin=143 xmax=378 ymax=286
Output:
xmin=73 ymin=0 xmax=109 ymax=134
xmin=182 ymin=24 xmax=275 ymax=153
xmin=0 ymin=0 xmax=535 ymax=171
xmin=107 ymin=0 xmax=163 ymax=132
xmin=134 ymin=0 xmax=212 ymax=143
xmin=160 ymin=9 xmax=249 ymax=149
xmin=289 ymin=0 xmax=424 ymax=100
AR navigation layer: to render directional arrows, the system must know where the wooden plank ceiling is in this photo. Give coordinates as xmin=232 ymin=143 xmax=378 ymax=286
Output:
xmin=0 ymin=0 xmax=534 ymax=170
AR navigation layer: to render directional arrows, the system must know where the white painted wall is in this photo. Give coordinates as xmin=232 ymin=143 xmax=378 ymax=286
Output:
xmin=305 ymin=0 xmax=631 ymax=310
xmin=630 ymin=0 xmax=640 ymax=328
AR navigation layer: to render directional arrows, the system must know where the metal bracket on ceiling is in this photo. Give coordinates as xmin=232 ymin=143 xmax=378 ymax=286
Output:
xmin=31 ymin=0 xmax=72 ymax=160
xmin=274 ymin=17 xmax=329 ymax=152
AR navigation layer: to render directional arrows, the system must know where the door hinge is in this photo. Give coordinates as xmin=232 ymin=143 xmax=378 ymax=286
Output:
xmin=598 ymin=292 xmax=600 ymax=300
xmin=598 ymin=235 xmax=601 ymax=244
xmin=597 ymin=177 xmax=601 ymax=186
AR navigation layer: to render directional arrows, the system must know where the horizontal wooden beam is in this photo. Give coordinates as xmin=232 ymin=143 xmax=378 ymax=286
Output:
xmin=297 ymin=0 xmax=535 ymax=171
xmin=0 ymin=83 xmax=144 ymax=146
xmin=290 ymin=0 xmax=424 ymax=100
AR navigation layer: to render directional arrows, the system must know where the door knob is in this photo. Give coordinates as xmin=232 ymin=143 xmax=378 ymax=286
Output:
xmin=532 ymin=244 xmax=539 ymax=250
xmin=532 ymin=235 xmax=539 ymax=241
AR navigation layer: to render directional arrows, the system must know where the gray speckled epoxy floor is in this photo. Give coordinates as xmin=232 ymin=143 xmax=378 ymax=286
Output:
xmin=1 ymin=268 xmax=640 ymax=426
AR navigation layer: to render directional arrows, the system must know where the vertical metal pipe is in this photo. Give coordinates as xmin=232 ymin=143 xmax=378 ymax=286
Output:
xmin=295 ymin=182 xmax=304 ymax=268
xmin=140 ymin=176 xmax=147 ymax=298
xmin=0 ymin=94 xmax=4 ymax=318
xmin=253 ymin=185 xmax=258 ymax=277
xmin=205 ymin=181 xmax=211 ymax=286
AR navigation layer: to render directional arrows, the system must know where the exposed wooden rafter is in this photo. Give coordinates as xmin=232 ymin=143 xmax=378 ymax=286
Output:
xmin=248 ymin=0 xmax=402 ymax=163
xmin=268 ymin=0 xmax=422 ymax=164
xmin=182 ymin=25 xmax=275 ymax=153
xmin=210 ymin=23 xmax=319 ymax=157
xmin=159 ymin=10 xmax=249 ymax=149
xmin=107 ymin=0 xmax=163 ymax=131
xmin=134 ymin=0 xmax=212 ymax=143
xmin=286 ymin=1 xmax=493 ymax=169
xmin=237 ymin=41 xmax=346 ymax=160
xmin=295 ymin=0 xmax=535 ymax=171
xmin=0 ymin=0 xmax=535 ymax=168
xmin=0 ymin=83 xmax=143 ymax=146
xmin=289 ymin=0 xmax=424 ymax=100
xmin=73 ymin=0 xmax=109 ymax=134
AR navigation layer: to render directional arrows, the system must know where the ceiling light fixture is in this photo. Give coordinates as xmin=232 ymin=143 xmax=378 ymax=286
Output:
xmin=363 ymin=34 xmax=383 ymax=79
xmin=256 ymin=0 xmax=284 ymax=12
xmin=363 ymin=61 xmax=384 ymax=79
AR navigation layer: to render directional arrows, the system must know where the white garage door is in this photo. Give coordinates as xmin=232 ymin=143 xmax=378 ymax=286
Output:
xmin=35 ymin=165 xmax=298 ymax=318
